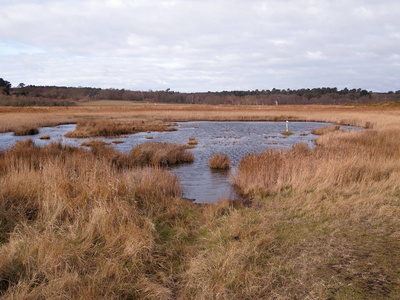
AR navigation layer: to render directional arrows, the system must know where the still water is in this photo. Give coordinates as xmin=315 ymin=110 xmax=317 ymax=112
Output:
xmin=0 ymin=122 xmax=358 ymax=203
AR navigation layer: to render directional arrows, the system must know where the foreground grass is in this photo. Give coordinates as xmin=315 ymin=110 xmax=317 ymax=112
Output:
xmin=1 ymin=105 xmax=400 ymax=298
xmin=0 ymin=141 xmax=199 ymax=298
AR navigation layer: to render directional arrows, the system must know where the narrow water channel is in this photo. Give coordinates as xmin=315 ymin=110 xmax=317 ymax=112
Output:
xmin=0 ymin=122 xmax=359 ymax=203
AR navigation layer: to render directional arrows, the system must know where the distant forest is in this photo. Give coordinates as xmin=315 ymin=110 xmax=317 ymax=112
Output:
xmin=1 ymin=78 xmax=400 ymax=106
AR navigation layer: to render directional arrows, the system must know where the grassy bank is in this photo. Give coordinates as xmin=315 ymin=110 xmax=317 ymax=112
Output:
xmin=1 ymin=105 xmax=400 ymax=298
xmin=0 ymin=141 xmax=198 ymax=298
xmin=2 ymin=104 xmax=400 ymax=135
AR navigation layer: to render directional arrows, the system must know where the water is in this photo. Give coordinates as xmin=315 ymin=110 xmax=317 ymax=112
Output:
xmin=0 ymin=122 xmax=359 ymax=203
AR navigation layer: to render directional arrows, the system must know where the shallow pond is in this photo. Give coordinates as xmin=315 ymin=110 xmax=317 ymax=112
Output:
xmin=0 ymin=122 xmax=359 ymax=203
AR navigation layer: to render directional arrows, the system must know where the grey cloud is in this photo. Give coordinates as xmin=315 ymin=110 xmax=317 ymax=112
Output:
xmin=0 ymin=0 xmax=399 ymax=92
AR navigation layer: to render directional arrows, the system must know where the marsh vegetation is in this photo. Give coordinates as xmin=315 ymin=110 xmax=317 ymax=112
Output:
xmin=0 ymin=104 xmax=400 ymax=298
xmin=209 ymin=153 xmax=231 ymax=170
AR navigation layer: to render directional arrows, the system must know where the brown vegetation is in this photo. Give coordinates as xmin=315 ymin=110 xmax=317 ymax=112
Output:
xmin=1 ymin=104 xmax=399 ymax=136
xmin=13 ymin=127 xmax=39 ymax=136
xmin=128 ymin=142 xmax=194 ymax=167
xmin=227 ymin=129 xmax=400 ymax=298
xmin=0 ymin=140 xmax=194 ymax=298
xmin=39 ymin=134 xmax=50 ymax=140
xmin=1 ymin=104 xmax=400 ymax=298
xmin=208 ymin=153 xmax=231 ymax=169
xmin=65 ymin=119 xmax=176 ymax=138
xmin=281 ymin=130 xmax=294 ymax=135
xmin=187 ymin=137 xmax=198 ymax=145
xmin=311 ymin=124 xmax=341 ymax=135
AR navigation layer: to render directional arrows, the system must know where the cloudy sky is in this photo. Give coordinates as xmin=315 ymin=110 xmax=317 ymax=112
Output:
xmin=0 ymin=0 xmax=399 ymax=92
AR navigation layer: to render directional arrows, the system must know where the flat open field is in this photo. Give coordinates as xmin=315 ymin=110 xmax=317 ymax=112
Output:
xmin=1 ymin=104 xmax=400 ymax=299
xmin=77 ymin=100 xmax=162 ymax=106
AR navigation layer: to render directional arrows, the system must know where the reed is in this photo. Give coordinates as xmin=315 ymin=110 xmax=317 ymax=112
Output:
xmin=187 ymin=137 xmax=198 ymax=145
xmin=65 ymin=119 xmax=175 ymax=138
xmin=1 ymin=105 xmax=400 ymax=298
xmin=311 ymin=124 xmax=341 ymax=135
xmin=13 ymin=127 xmax=39 ymax=136
xmin=0 ymin=140 xmax=198 ymax=299
xmin=39 ymin=134 xmax=51 ymax=140
xmin=188 ymin=129 xmax=400 ymax=299
xmin=3 ymin=104 xmax=399 ymax=136
xmin=208 ymin=153 xmax=231 ymax=169
xmin=128 ymin=142 xmax=194 ymax=167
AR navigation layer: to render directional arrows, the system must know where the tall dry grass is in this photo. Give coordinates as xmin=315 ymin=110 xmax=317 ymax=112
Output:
xmin=0 ymin=140 xmax=199 ymax=299
xmin=2 ymin=105 xmax=400 ymax=298
xmin=231 ymin=129 xmax=400 ymax=197
xmin=208 ymin=153 xmax=231 ymax=169
xmin=128 ymin=142 xmax=194 ymax=167
xmin=311 ymin=124 xmax=341 ymax=135
xmin=65 ymin=119 xmax=176 ymax=138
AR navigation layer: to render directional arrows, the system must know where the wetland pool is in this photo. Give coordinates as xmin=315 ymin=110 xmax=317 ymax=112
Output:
xmin=0 ymin=121 xmax=359 ymax=203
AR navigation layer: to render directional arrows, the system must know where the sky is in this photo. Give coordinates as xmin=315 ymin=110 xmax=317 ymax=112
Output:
xmin=0 ymin=0 xmax=399 ymax=92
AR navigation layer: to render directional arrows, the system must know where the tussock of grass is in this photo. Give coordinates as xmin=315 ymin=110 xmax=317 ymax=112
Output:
xmin=65 ymin=119 xmax=175 ymax=138
xmin=13 ymin=127 xmax=39 ymax=136
xmin=311 ymin=125 xmax=341 ymax=135
xmin=182 ymin=144 xmax=196 ymax=149
xmin=81 ymin=140 xmax=111 ymax=147
xmin=208 ymin=153 xmax=231 ymax=169
xmin=39 ymin=134 xmax=50 ymax=140
xmin=129 ymin=142 xmax=194 ymax=167
xmin=281 ymin=130 xmax=294 ymax=135
xmin=188 ymin=137 xmax=198 ymax=145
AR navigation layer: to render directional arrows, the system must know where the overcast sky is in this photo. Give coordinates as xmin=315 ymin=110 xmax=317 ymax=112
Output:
xmin=0 ymin=0 xmax=399 ymax=92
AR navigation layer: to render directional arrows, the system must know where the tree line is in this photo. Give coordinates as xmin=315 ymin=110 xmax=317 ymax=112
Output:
xmin=1 ymin=78 xmax=400 ymax=106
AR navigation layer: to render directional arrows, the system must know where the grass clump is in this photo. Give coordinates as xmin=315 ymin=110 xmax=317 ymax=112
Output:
xmin=65 ymin=119 xmax=175 ymax=138
xmin=188 ymin=138 xmax=198 ymax=145
xmin=311 ymin=125 xmax=341 ymax=135
xmin=209 ymin=153 xmax=231 ymax=170
xmin=281 ymin=131 xmax=294 ymax=135
xmin=129 ymin=142 xmax=194 ymax=167
xmin=13 ymin=127 xmax=39 ymax=136
xmin=81 ymin=140 xmax=111 ymax=147
xmin=39 ymin=134 xmax=50 ymax=140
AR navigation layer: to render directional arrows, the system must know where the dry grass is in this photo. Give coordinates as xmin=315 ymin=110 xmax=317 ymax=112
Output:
xmin=13 ymin=127 xmax=39 ymax=136
xmin=81 ymin=140 xmax=111 ymax=147
xmin=187 ymin=138 xmax=198 ymax=145
xmin=128 ymin=142 xmax=194 ymax=167
xmin=65 ymin=119 xmax=176 ymax=138
xmin=0 ymin=140 xmax=199 ymax=299
xmin=2 ymin=104 xmax=400 ymax=136
xmin=39 ymin=134 xmax=50 ymax=140
xmin=208 ymin=153 xmax=231 ymax=169
xmin=225 ymin=129 xmax=400 ymax=298
xmin=281 ymin=130 xmax=294 ymax=135
xmin=311 ymin=124 xmax=341 ymax=135
xmin=1 ymin=104 xmax=400 ymax=298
